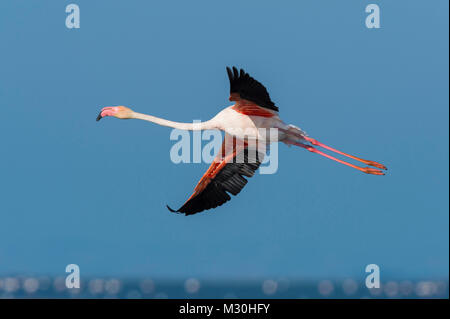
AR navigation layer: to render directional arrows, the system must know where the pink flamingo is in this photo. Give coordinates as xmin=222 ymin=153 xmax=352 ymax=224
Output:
xmin=97 ymin=67 xmax=387 ymax=215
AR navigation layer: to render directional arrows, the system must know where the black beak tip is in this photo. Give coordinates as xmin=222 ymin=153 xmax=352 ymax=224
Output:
xmin=96 ymin=112 xmax=102 ymax=122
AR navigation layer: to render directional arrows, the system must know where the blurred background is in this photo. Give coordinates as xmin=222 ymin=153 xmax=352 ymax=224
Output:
xmin=0 ymin=1 xmax=448 ymax=298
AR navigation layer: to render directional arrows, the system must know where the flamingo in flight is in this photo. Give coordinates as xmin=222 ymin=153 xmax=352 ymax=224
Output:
xmin=96 ymin=67 xmax=387 ymax=215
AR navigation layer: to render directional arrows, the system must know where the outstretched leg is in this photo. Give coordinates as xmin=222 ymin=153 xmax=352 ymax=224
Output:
xmin=287 ymin=140 xmax=385 ymax=175
xmin=303 ymin=136 xmax=387 ymax=170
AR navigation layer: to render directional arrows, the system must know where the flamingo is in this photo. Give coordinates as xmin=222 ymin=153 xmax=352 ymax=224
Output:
xmin=96 ymin=66 xmax=387 ymax=215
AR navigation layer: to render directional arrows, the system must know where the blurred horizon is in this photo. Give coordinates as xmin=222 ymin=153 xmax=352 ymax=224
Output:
xmin=0 ymin=276 xmax=448 ymax=299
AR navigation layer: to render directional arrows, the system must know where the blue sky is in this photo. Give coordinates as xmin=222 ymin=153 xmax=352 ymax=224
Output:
xmin=0 ymin=0 xmax=448 ymax=281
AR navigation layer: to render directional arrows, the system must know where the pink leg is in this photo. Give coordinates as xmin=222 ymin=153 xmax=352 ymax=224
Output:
xmin=290 ymin=141 xmax=385 ymax=175
xmin=303 ymin=136 xmax=387 ymax=170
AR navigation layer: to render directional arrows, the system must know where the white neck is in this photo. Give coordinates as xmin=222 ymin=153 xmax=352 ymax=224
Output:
xmin=131 ymin=112 xmax=217 ymax=131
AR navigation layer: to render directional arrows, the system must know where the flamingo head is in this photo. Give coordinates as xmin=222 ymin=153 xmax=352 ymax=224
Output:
xmin=96 ymin=106 xmax=134 ymax=121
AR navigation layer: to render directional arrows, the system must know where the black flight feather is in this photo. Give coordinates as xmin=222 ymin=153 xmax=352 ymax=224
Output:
xmin=226 ymin=66 xmax=278 ymax=112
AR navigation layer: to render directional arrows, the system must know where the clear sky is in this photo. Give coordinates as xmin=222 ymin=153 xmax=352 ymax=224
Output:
xmin=0 ymin=0 xmax=448 ymax=282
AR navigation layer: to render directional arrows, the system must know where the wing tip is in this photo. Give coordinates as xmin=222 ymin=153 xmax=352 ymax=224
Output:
xmin=166 ymin=205 xmax=178 ymax=213
xmin=167 ymin=204 xmax=193 ymax=216
xmin=225 ymin=66 xmax=278 ymax=112
xmin=167 ymin=204 xmax=192 ymax=216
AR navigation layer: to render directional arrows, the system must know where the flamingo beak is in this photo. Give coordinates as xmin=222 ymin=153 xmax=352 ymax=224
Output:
xmin=96 ymin=107 xmax=119 ymax=121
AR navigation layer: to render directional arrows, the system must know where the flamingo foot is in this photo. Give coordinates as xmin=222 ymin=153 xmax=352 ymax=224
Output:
xmin=360 ymin=160 xmax=387 ymax=170
xmin=359 ymin=167 xmax=385 ymax=175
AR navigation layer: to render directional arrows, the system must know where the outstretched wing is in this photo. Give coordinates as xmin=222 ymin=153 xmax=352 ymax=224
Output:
xmin=167 ymin=134 xmax=264 ymax=215
xmin=226 ymin=66 xmax=278 ymax=112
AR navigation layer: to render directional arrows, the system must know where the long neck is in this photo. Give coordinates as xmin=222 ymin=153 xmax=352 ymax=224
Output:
xmin=131 ymin=112 xmax=217 ymax=131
